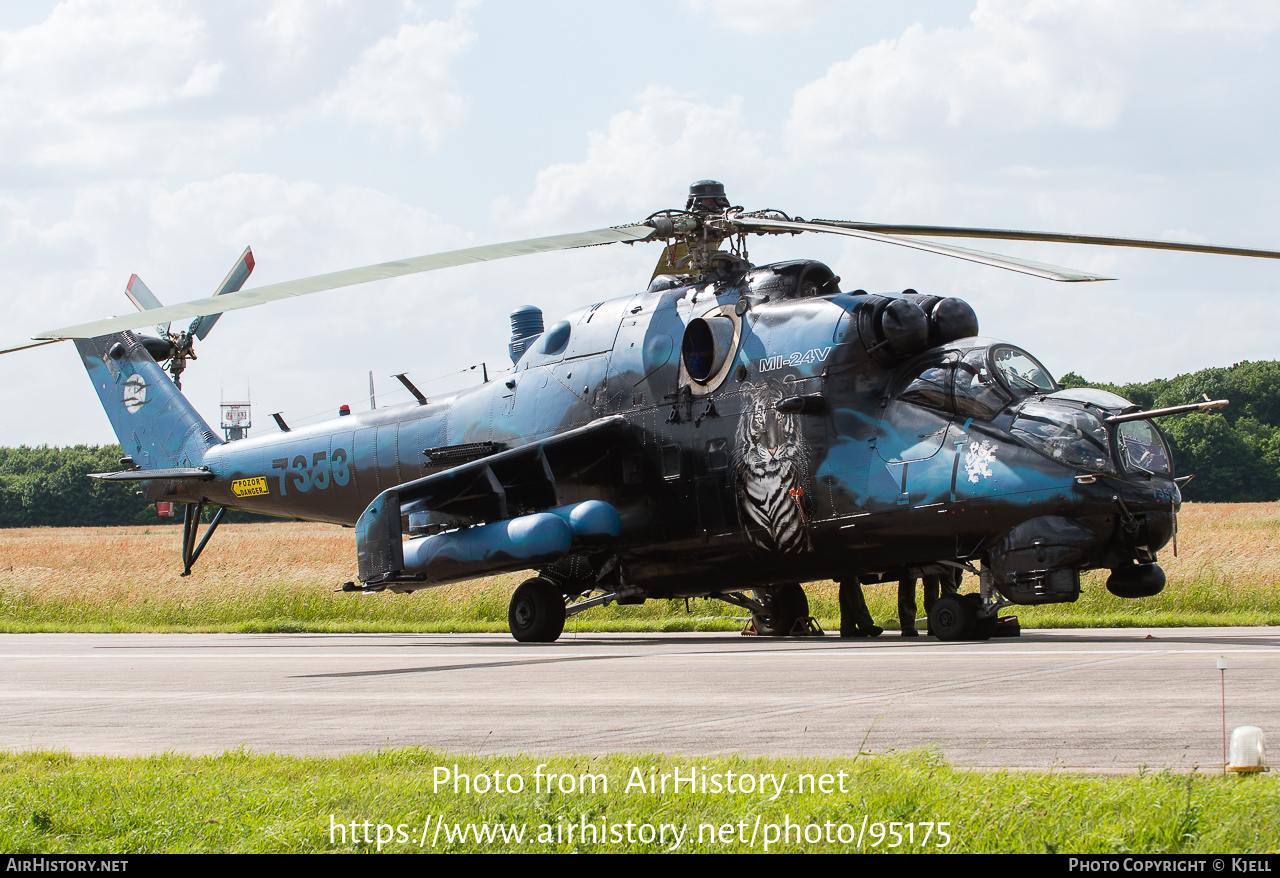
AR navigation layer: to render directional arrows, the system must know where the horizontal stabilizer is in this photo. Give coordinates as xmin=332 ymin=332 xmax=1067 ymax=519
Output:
xmin=89 ymin=467 xmax=216 ymax=481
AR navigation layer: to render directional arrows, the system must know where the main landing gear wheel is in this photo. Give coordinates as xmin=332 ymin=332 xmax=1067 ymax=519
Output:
xmin=508 ymin=577 xmax=566 ymax=643
xmin=752 ymin=583 xmax=809 ymax=637
xmin=928 ymin=593 xmax=975 ymax=642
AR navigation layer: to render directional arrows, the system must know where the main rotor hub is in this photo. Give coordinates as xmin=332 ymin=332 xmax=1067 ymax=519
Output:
xmin=686 ymin=179 xmax=731 ymax=213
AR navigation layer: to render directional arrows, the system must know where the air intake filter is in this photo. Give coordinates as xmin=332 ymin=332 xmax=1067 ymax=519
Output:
xmin=509 ymin=305 xmax=544 ymax=364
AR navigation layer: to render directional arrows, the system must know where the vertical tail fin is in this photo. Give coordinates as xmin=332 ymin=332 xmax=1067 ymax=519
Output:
xmin=75 ymin=332 xmax=221 ymax=470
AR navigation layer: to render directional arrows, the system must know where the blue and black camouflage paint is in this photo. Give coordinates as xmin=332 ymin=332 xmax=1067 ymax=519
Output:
xmin=76 ymin=258 xmax=1177 ymax=608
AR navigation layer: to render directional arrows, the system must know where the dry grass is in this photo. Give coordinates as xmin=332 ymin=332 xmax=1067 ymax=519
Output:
xmin=0 ymin=503 xmax=1277 ymax=632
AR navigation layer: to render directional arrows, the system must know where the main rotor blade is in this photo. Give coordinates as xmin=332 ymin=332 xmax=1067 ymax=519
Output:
xmin=0 ymin=338 xmax=65 ymax=355
xmin=189 ymin=245 xmax=256 ymax=341
xmin=35 ymin=224 xmax=656 ymax=341
xmin=733 ymin=216 xmax=1110 ymax=282
xmin=811 ymin=221 xmax=1280 ymax=261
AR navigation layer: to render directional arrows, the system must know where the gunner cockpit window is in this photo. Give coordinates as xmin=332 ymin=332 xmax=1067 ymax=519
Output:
xmin=1011 ymin=402 xmax=1114 ymax=473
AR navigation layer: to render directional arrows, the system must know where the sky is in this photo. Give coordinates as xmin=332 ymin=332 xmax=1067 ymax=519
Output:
xmin=2 ymin=0 xmax=1278 ymax=446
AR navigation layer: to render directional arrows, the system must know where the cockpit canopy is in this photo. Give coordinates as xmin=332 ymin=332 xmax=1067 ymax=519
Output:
xmin=1009 ymin=399 xmax=1174 ymax=477
xmin=894 ymin=341 xmax=1057 ymax=421
xmin=891 ymin=342 xmax=1173 ymax=476
xmin=1038 ymin=388 xmax=1174 ymax=476
xmin=1010 ymin=402 xmax=1113 ymax=473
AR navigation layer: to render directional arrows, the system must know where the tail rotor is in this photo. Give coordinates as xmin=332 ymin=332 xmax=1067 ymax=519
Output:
xmin=126 ymin=247 xmax=254 ymax=389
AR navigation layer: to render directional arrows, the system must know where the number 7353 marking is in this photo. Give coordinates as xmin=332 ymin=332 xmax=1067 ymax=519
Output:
xmin=271 ymin=448 xmax=350 ymax=495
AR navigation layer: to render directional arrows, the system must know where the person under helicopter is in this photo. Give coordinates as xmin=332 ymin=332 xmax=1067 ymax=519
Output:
xmin=838 ymin=580 xmax=884 ymax=638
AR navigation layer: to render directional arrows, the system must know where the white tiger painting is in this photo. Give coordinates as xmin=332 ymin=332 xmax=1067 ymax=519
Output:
xmin=734 ymin=379 xmax=813 ymax=553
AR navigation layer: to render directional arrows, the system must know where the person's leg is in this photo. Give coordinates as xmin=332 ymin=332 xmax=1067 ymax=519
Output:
xmin=922 ymin=574 xmax=941 ymax=636
xmin=839 ymin=581 xmax=882 ymax=637
xmin=943 ymin=567 xmax=962 ymax=596
xmin=922 ymin=575 xmax=941 ymax=615
xmin=897 ymin=577 xmax=919 ymax=637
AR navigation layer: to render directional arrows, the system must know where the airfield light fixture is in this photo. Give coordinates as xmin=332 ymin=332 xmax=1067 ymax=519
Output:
xmin=1228 ymin=726 xmax=1268 ymax=773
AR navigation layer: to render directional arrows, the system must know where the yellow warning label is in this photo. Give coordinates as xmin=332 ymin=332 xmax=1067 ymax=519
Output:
xmin=232 ymin=476 xmax=269 ymax=497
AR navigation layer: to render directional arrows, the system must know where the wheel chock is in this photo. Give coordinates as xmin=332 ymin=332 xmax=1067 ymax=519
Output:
xmin=741 ymin=616 xmax=825 ymax=637
xmin=790 ymin=616 xmax=825 ymax=637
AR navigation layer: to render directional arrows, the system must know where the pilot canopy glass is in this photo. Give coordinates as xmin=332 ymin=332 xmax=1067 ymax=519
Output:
xmin=1011 ymin=402 xmax=1114 ymax=473
xmin=894 ymin=344 xmax=1050 ymax=421
xmin=953 ymin=349 xmax=1009 ymax=419
xmin=992 ymin=346 xmax=1056 ymax=395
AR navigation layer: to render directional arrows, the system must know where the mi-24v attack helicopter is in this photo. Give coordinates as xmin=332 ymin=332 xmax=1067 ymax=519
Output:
xmin=7 ymin=180 xmax=1275 ymax=643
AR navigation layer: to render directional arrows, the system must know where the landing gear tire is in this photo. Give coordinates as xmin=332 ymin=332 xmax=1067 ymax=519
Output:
xmin=929 ymin=593 xmax=975 ymax=641
xmin=508 ymin=577 xmax=566 ymax=643
xmin=752 ymin=583 xmax=809 ymax=637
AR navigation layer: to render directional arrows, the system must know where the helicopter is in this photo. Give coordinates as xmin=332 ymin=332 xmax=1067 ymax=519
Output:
xmin=7 ymin=180 xmax=1276 ymax=643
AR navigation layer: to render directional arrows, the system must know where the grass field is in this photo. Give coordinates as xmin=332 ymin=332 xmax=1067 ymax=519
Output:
xmin=0 ymin=502 xmax=1277 ymax=633
xmin=3 ymin=750 xmax=1277 ymax=853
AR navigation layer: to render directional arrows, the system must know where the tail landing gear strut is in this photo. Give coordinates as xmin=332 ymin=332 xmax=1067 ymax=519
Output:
xmin=180 ymin=501 xmax=226 ymax=576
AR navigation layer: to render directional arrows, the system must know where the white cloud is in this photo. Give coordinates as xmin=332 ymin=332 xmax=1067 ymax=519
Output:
xmin=497 ymin=87 xmax=771 ymax=227
xmin=0 ymin=0 xmax=255 ymax=172
xmin=786 ymin=2 xmax=1127 ymax=163
xmin=256 ymin=0 xmax=346 ymax=62
xmin=321 ymin=1 xmax=477 ymax=146
xmin=786 ymin=0 xmax=1280 ymax=167
xmin=684 ymin=0 xmax=838 ymax=33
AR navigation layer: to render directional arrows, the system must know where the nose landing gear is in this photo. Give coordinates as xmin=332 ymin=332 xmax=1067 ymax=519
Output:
xmin=929 ymin=593 xmax=1019 ymax=641
xmin=928 ymin=594 xmax=975 ymax=641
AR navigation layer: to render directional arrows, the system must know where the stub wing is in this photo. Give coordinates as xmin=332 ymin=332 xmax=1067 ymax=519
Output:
xmin=356 ymin=416 xmax=630 ymax=586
